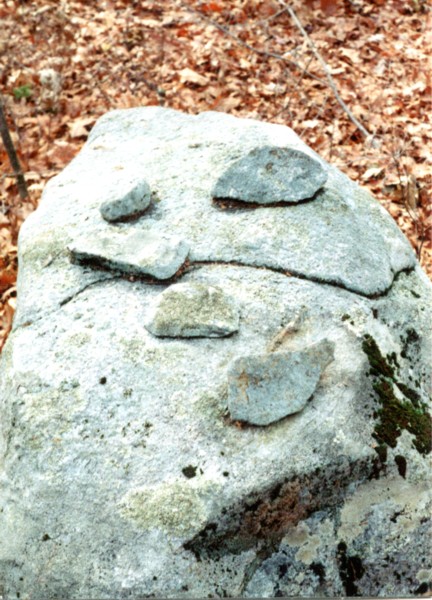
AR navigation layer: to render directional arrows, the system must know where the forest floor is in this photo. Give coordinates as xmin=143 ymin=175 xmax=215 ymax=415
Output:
xmin=0 ymin=0 xmax=430 ymax=350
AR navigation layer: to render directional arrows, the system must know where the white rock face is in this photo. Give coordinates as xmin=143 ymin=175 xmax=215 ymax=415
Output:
xmin=0 ymin=108 xmax=430 ymax=600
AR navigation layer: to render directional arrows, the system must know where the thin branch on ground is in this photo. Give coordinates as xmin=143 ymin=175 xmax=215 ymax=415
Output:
xmin=278 ymin=1 xmax=375 ymax=144
xmin=390 ymin=146 xmax=424 ymax=260
xmin=0 ymin=95 xmax=28 ymax=200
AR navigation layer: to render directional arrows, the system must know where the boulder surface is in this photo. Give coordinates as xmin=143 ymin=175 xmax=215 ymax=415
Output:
xmin=0 ymin=107 xmax=431 ymax=599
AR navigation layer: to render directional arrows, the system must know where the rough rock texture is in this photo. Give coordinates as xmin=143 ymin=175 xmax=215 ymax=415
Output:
xmin=0 ymin=107 xmax=431 ymax=600
xmin=145 ymin=282 xmax=239 ymax=338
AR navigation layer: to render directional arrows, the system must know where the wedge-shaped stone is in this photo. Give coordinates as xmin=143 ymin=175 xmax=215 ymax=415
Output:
xmin=100 ymin=178 xmax=151 ymax=222
xmin=228 ymin=350 xmax=321 ymax=425
xmin=212 ymin=146 xmax=327 ymax=204
xmin=68 ymin=229 xmax=189 ymax=280
xmin=146 ymin=282 xmax=239 ymax=338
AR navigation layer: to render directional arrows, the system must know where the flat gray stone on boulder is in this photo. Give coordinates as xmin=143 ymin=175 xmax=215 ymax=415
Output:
xmin=227 ymin=349 xmax=322 ymax=425
xmin=212 ymin=146 xmax=327 ymax=203
xmin=68 ymin=228 xmax=189 ymax=280
xmin=99 ymin=177 xmax=151 ymax=222
xmin=0 ymin=107 xmax=430 ymax=600
xmin=145 ymin=282 xmax=239 ymax=338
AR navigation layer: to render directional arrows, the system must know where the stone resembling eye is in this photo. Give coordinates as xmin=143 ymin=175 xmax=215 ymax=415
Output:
xmin=100 ymin=177 xmax=152 ymax=222
xmin=212 ymin=145 xmax=327 ymax=204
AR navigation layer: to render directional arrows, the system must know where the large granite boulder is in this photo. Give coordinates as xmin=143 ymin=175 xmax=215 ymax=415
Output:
xmin=0 ymin=107 xmax=430 ymax=599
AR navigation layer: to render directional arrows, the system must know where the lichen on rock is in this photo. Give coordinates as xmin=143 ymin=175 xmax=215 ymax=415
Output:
xmin=119 ymin=479 xmax=216 ymax=538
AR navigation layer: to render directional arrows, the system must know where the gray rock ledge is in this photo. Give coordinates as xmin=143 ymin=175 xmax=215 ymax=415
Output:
xmin=68 ymin=228 xmax=189 ymax=280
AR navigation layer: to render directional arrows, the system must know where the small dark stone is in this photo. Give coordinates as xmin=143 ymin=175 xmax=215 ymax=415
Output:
xmin=394 ymin=455 xmax=407 ymax=478
xmin=309 ymin=562 xmax=326 ymax=584
xmin=182 ymin=465 xmax=197 ymax=479
xmin=278 ymin=562 xmax=288 ymax=578
xmin=337 ymin=541 xmax=365 ymax=596
xmin=415 ymin=582 xmax=429 ymax=594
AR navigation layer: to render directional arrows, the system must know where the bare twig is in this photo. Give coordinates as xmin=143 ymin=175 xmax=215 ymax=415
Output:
xmin=390 ymin=145 xmax=424 ymax=260
xmin=181 ymin=2 xmax=326 ymax=86
xmin=141 ymin=76 xmax=167 ymax=106
xmin=0 ymin=95 xmax=28 ymax=200
xmin=277 ymin=1 xmax=375 ymax=143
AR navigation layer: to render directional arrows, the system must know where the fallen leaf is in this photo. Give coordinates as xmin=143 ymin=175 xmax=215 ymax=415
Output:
xmin=68 ymin=117 xmax=96 ymax=139
xmin=179 ymin=68 xmax=209 ymax=87
xmin=362 ymin=166 xmax=384 ymax=181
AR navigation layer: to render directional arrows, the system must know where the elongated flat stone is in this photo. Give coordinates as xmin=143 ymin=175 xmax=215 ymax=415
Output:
xmin=228 ymin=351 xmax=321 ymax=425
xmin=68 ymin=229 xmax=189 ymax=280
xmin=146 ymin=282 xmax=239 ymax=338
xmin=212 ymin=146 xmax=327 ymax=204
xmin=100 ymin=178 xmax=151 ymax=222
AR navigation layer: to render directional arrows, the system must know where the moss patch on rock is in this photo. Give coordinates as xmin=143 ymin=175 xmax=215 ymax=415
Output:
xmin=362 ymin=334 xmax=431 ymax=457
xmin=373 ymin=379 xmax=431 ymax=455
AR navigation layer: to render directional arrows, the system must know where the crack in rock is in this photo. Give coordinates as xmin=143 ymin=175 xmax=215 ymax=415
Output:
xmin=67 ymin=251 xmax=414 ymax=301
xmin=189 ymin=261 xmax=412 ymax=299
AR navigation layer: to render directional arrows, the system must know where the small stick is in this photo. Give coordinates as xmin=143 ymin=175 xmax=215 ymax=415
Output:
xmin=278 ymin=1 xmax=374 ymax=142
xmin=0 ymin=95 xmax=28 ymax=199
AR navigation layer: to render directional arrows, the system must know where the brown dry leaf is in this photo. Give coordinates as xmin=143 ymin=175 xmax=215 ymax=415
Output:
xmin=68 ymin=117 xmax=96 ymax=139
xmin=383 ymin=174 xmax=419 ymax=210
xmin=215 ymin=95 xmax=243 ymax=111
xmin=362 ymin=166 xmax=385 ymax=181
xmin=178 ymin=68 xmax=209 ymax=86
xmin=47 ymin=141 xmax=79 ymax=168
